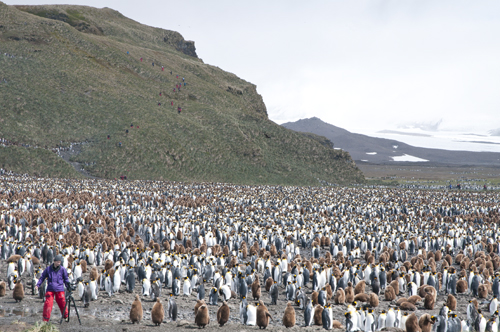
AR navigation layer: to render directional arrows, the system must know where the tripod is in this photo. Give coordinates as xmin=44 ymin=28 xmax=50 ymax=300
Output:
xmin=60 ymin=289 xmax=81 ymax=325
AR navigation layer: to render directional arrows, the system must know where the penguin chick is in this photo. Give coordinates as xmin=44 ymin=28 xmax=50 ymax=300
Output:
xmin=457 ymin=279 xmax=468 ymax=293
xmin=195 ymin=299 xmax=206 ymax=316
xmin=265 ymin=277 xmax=273 ymax=292
xmin=217 ymin=301 xmax=230 ymax=327
xmin=195 ymin=304 xmax=210 ymax=328
xmin=400 ymin=301 xmax=417 ymax=311
xmin=314 ymin=305 xmax=323 ymax=326
xmin=0 ymin=281 xmax=6 ymax=297
xmin=283 ymin=302 xmax=296 ymax=328
xmin=151 ymin=298 xmax=164 ymax=326
xmin=311 ymin=290 xmax=319 ymax=305
xmin=385 ymin=285 xmax=396 ymax=301
xmin=478 ymin=284 xmax=488 ymax=299
xmin=13 ymin=280 xmax=24 ymax=302
xmin=407 ymin=295 xmax=422 ymax=304
xmin=334 ymin=288 xmax=345 ymax=304
xmin=446 ymin=294 xmax=457 ymax=311
xmin=130 ymin=295 xmax=143 ymax=324
xmin=345 ymin=283 xmax=355 ymax=303
xmin=418 ymin=314 xmax=434 ymax=332
xmin=354 ymin=280 xmax=366 ymax=295
xmin=405 ymin=313 xmax=421 ymax=332
xmin=256 ymin=300 xmax=272 ymax=329
xmin=354 ymin=293 xmax=370 ymax=302
xmin=424 ymin=293 xmax=435 ymax=310
xmin=369 ymin=293 xmax=379 ymax=308
xmin=252 ymin=278 xmax=261 ymax=300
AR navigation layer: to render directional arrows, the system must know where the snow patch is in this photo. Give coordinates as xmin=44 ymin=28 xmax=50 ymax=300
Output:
xmin=393 ymin=145 xmax=398 ymax=149
xmin=366 ymin=152 xmax=377 ymax=155
xmin=360 ymin=160 xmax=368 ymax=162
xmin=392 ymin=154 xmax=429 ymax=162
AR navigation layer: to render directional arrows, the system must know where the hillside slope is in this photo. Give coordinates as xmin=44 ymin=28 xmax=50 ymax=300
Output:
xmin=282 ymin=117 xmax=500 ymax=166
xmin=0 ymin=3 xmax=363 ymax=185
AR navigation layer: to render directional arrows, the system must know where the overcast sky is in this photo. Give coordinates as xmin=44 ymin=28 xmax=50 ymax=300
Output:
xmin=6 ymin=0 xmax=500 ymax=137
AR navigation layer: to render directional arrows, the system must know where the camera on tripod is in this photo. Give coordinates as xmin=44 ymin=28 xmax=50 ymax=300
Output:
xmin=65 ymin=282 xmax=77 ymax=292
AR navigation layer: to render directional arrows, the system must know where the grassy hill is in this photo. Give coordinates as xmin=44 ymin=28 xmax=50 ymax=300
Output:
xmin=0 ymin=3 xmax=364 ymax=185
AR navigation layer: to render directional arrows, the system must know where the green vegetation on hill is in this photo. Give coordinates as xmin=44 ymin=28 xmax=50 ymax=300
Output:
xmin=0 ymin=2 xmax=364 ymax=185
xmin=0 ymin=146 xmax=83 ymax=178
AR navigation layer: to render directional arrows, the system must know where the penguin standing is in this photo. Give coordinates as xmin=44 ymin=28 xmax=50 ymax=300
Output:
xmin=365 ymin=309 xmax=375 ymax=332
xmin=77 ymin=280 xmax=84 ymax=299
xmin=270 ymin=281 xmax=278 ymax=305
xmin=209 ymin=287 xmax=219 ymax=305
xmin=142 ymin=278 xmax=150 ymax=296
xmin=82 ymin=281 xmax=91 ymax=308
xmin=486 ymin=318 xmax=498 ymax=332
xmin=105 ymin=273 xmax=113 ymax=297
xmin=168 ymin=294 xmax=178 ymax=321
xmin=130 ymin=294 xmax=143 ymax=324
xmin=197 ymin=282 xmax=205 ymax=300
xmin=240 ymin=298 xmax=248 ymax=324
xmin=345 ymin=312 xmax=355 ymax=332
xmin=151 ymin=298 xmax=164 ymax=326
xmin=90 ymin=279 xmax=98 ymax=300
xmin=246 ymin=303 xmax=257 ymax=326
xmin=304 ymin=299 xmax=314 ymax=327
xmin=283 ymin=302 xmax=296 ymax=328
xmin=386 ymin=308 xmax=396 ymax=327
xmin=217 ymin=301 xmax=230 ymax=327
xmin=476 ymin=312 xmax=486 ymax=332
xmin=471 ymin=275 xmax=480 ymax=297
xmin=113 ymin=267 xmax=121 ymax=293
xmin=372 ymin=277 xmax=380 ymax=295
xmin=490 ymin=297 xmax=498 ymax=316
xmin=126 ymin=268 xmax=136 ymax=293
xmin=322 ymin=305 xmax=333 ymax=330
xmin=150 ymin=279 xmax=161 ymax=301
xmin=240 ymin=278 xmax=248 ymax=299
xmin=377 ymin=310 xmax=387 ymax=330
xmin=172 ymin=277 xmax=181 ymax=296
xmin=183 ymin=277 xmax=192 ymax=296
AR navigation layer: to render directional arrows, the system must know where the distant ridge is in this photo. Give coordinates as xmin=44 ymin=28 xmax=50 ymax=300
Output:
xmin=282 ymin=117 xmax=500 ymax=166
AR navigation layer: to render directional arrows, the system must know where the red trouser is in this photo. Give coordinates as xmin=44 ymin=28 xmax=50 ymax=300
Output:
xmin=43 ymin=291 xmax=68 ymax=322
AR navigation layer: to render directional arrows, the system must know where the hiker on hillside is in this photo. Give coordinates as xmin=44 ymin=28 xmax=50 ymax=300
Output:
xmin=177 ymin=106 xmax=182 ymax=114
xmin=107 ymin=135 xmax=110 ymax=140
xmin=162 ymin=66 xmax=164 ymax=71
xmin=140 ymin=57 xmax=142 ymax=62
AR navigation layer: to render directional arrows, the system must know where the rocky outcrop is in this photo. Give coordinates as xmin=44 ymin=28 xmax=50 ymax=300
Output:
xmin=163 ymin=31 xmax=197 ymax=58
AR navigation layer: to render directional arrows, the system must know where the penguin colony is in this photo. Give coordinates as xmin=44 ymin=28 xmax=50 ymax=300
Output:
xmin=0 ymin=174 xmax=500 ymax=330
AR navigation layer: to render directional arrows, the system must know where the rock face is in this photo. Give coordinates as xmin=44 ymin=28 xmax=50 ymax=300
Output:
xmin=163 ymin=31 xmax=198 ymax=58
